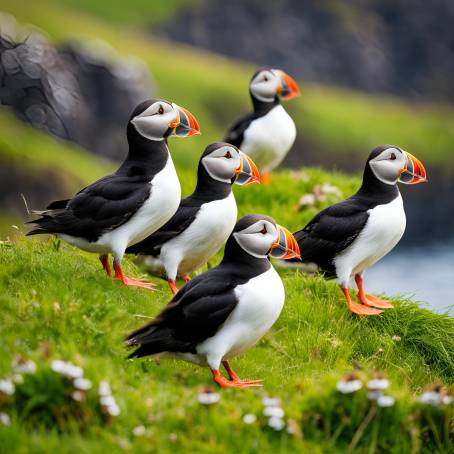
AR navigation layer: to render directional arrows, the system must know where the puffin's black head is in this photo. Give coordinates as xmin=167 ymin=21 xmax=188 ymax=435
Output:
xmin=127 ymin=98 xmax=200 ymax=142
xmin=198 ymin=142 xmax=260 ymax=186
xmin=249 ymin=67 xmax=300 ymax=104
xmin=365 ymin=145 xmax=427 ymax=186
xmin=229 ymin=214 xmax=300 ymax=260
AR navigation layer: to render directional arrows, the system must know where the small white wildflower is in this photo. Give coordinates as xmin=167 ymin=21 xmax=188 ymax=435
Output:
xmin=51 ymin=360 xmax=66 ymax=374
xmin=268 ymin=416 xmax=285 ymax=431
xmin=298 ymin=194 xmax=316 ymax=208
xmin=263 ymin=406 xmax=285 ymax=418
xmin=73 ymin=377 xmax=92 ymax=391
xmin=0 ymin=379 xmax=15 ymax=396
xmin=419 ymin=391 xmax=441 ymax=406
xmin=367 ymin=379 xmax=390 ymax=391
xmin=366 ymin=390 xmax=382 ymax=401
xmin=106 ymin=403 xmax=120 ymax=416
xmin=262 ymin=396 xmax=280 ymax=407
xmin=65 ymin=363 xmax=83 ymax=379
xmin=336 ymin=379 xmax=362 ymax=394
xmin=0 ymin=413 xmax=11 ymax=426
xmin=72 ymin=390 xmax=84 ymax=402
xmin=442 ymin=395 xmax=452 ymax=405
xmin=392 ymin=335 xmax=401 ymax=342
xmin=132 ymin=425 xmax=146 ymax=436
xmin=242 ymin=413 xmax=257 ymax=424
xmin=101 ymin=395 xmax=116 ymax=407
xmin=197 ymin=391 xmax=220 ymax=405
xmin=13 ymin=359 xmax=36 ymax=374
xmin=377 ymin=395 xmax=395 ymax=407
xmin=98 ymin=380 xmax=112 ymax=396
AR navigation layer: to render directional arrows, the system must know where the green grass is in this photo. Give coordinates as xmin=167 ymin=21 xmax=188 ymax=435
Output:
xmin=0 ymin=235 xmax=453 ymax=452
xmin=2 ymin=0 xmax=454 ymax=171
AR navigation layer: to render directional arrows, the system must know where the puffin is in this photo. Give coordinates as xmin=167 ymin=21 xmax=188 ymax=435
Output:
xmin=224 ymin=67 xmax=300 ymax=183
xmin=125 ymin=214 xmax=301 ymax=388
xmin=26 ymin=99 xmax=200 ymax=288
xmin=126 ymin=142 xmax=260 ymax=295
xmin=292 ymin=145 xmax=427 ymax=315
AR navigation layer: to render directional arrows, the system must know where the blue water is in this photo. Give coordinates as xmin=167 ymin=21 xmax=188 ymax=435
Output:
xmin=366 ymin=240 xmax=454 ymax=315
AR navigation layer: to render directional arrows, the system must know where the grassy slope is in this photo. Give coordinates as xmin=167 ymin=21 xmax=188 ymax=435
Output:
xmin=2 ymin=0 xmax=454 ymax=171
xmin=1 ymin=238 xmax=453 ymax=453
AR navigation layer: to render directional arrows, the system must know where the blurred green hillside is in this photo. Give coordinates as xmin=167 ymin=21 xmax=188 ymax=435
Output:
xmin=2 ymin=0 xmax=454 ymax=172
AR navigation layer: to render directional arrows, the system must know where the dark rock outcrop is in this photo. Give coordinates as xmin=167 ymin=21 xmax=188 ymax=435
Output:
xmin=156 ymin=0 xmax=454 ymax=102
xmin=0 ymin=17 xmax=154 ymax=160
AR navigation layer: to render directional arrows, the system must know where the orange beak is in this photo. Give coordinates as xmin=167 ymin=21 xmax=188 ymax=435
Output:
xmin=399 ymin=152 xmax=427 ymax=185
xmin=234 ymin=152 xmax=261 ymax=186
xmin=273 ymin=69 xmax=300 ymax=100
xmin=270 ymin=224 xmax=301 ymax=260
xmin=169 ymin=103 xmax=201 ymax=137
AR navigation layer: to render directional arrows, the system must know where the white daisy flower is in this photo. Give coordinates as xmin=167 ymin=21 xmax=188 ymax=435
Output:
xmin=0 ymin=379 xmax=15 ymax=396
xmin=98 ymin=380 xmax=112 ymax=397
xmin=13 ymin=359 xmax=36 ymax=374
xmin=0 ymin=413 xmax=11 ymax=426
xmin=72 ymin=390 xmax=84 ymax=402
xmin=197 ymin=390 xmax=220 ymax=405
xmin=132 ymin=425 xmax=146 ymax=436
xmin=377 ymin=395 xmax=395 ymax=407
xmin=106 ymin=403 xmax=120 ymax=416
xmin=101 ymin=395 xmax=116 ymax=407
xmin=263 ymin=406 xmax=284 ymax=418
xmin=336 ymin=374 xmax=363 ymax=394
xmin=242 ymin=414 xmax=257 ymax=424
xmin=419 ymin=391 xmax=441 ymax=406
xmin=268 ymin=416 xmax=285 ymax=431
xmin=262 ymin=396 xmax=281 ymax=407
xmin=367 ymin=379 xmax=390 ymax=391
xmin=442 ymin=395 xmax=452 ymax=405
xmin=73 ymin=377 xmax=92 ymax=391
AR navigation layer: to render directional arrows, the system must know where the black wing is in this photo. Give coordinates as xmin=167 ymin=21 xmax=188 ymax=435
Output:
xmin=27 ymin=174 xmax=151 ymax=242
xmin=224 ymin=112 xmax=255 ymax=148
xmin=125 ymin=268 xmax=238 ymax=358
xmin=294 ymin=198 xmax=369 ymax=276
xmin=126 ymin=196 xmax=202 ymax=256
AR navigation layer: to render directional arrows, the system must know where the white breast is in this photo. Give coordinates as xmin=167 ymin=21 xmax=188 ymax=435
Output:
xmin=334 ymin=194 xmax=406 ymax=285
xmin=241 ymin=105 xmax=296 ymax=172
xmin=196 ymin=266 xmax=285 ymax=370
xmin=95 ymin=155 xmax=181 ymax=258
xmin=156 ymin=192 xmax=237 ymax=279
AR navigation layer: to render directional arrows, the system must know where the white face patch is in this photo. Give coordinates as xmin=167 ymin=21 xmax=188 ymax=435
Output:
xmin=369 ymin=147 xmax=407 ymax=185
xmin=202 ymin=146 xmax=241 ymax=183
xmin=233 ymin=220 xmax=278 ymax=258
xmin=249 ymin=70 xmax=280 ymax=102
xmin=131 ymin=101 xmax=176 ymax=140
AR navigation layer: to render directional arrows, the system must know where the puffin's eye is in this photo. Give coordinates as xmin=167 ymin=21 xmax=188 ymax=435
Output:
xmin=263 ymin=75 xmax=268 ymax=82
xmin=224 ymin=151 xmax=232 ymax=159
xmin=158 ymin=105 xmax=164 ymax=115
xmin=260 ymin=225 xmax=267 ymax=234
xmin=390 ymin=153 xmax=396 ymax=160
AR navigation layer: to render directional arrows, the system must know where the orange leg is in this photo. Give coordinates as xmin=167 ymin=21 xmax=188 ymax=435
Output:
xmin=261 ymin=171 xmax=272 ymax=185
xmin=212 ymin=369 xmax=262 ymax=389
xmin=99 ymin=254 xmax=111 ymax=277
xmin=182 ymin=274 xmax=191 ymax=283
xmin=340 ymin=286 xmax=382 ymax=316
xmin=113 ymin=261 xmax=155 ymax=289
xmin=355 ymin=274 xmax=393 ymax=309
xmin=222 ymin=361 xmax=263 ymax=385
xmin=168 ymin=279 xmax=178 ymax=296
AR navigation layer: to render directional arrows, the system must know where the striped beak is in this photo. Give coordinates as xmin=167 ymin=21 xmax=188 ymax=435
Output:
xmin=234 ymin=152 xmax=261 ymax=186
xmin=169 ymin=104 xmax=201 ymax=138
xmin=273 ymin=69 xmax=300 ymax=100
xmin=270 ymin=224 xmax=301 ymax=260
xmin=399 ymin=152 xmax=427 ymax=185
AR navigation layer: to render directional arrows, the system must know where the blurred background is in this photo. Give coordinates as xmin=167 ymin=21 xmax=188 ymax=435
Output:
xmin=0 ymin=0 xmax=453 ymax=313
